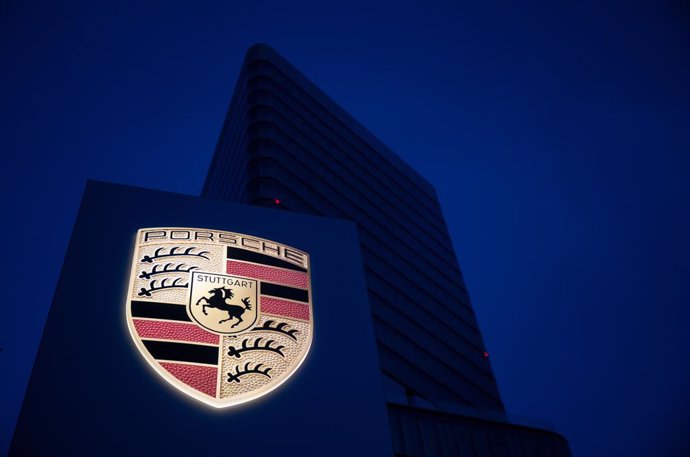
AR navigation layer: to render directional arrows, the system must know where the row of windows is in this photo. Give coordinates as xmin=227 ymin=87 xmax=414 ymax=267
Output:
xmin=373 ymin=315 xmax=502 ymax=407
xmin=204 ymin=72 xmax=251 ymax=201
xmin=245 ymin=75 xmax=450 ymax=243
xmin=368 ymin=283 xmax=499 ymax=384
xmin=246 ymin=60 xmax=441 ymax=206
xmin=245 ymin=63 xmax=447 ymax=228
xmin=378 ymin=343 xmax=477 ymax=407
xmin=245 ymin=95 xmax=461 ymax=270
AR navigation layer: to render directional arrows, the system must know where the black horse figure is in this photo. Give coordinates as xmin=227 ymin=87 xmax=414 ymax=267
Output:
xmin=196 ymin=287 xmax=251 ymax=327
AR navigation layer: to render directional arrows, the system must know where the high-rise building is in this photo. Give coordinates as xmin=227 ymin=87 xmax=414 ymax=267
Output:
xmin=203 ymin=44 xmax=570 ymax=456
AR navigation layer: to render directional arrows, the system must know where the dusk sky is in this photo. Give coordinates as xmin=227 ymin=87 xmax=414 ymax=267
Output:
xmin=1 ymin=1 xmax=689 ymax=456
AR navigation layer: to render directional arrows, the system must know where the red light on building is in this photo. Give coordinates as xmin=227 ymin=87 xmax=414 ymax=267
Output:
xmin=483 ymin=351 xmax=489 ymax=359
xmin=274 ymin=198 xmax=281 ymax=205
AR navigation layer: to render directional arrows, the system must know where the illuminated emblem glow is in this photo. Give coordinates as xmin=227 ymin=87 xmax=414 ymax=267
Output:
xmin=125 ymin=228 xmax=313 ymax=408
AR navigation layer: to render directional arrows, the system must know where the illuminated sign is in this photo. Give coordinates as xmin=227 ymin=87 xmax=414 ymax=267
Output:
xmin=125 ymin=228 xmax=313 ymax=408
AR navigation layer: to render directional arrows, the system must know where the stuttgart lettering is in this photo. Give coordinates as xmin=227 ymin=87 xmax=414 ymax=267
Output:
xmin=195 ymin=274 xmax=254 ymax=289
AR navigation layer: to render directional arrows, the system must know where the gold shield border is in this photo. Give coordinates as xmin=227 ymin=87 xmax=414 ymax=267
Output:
xmin=124 ymin=227 xmax=314 ymax=408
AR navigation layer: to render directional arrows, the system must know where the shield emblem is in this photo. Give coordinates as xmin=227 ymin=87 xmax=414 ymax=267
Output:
xmin=125 ymin=228 xmax=313 ymax=408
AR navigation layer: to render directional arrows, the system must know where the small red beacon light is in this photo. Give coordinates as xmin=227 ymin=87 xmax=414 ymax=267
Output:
xmin=274 ymin=198 xmax=281 ymax=205
xmin=483 ymin=351 xmax=489 ymax=359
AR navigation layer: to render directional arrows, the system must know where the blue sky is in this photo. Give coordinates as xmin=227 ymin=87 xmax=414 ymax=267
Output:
xmin=1 ymin=1 xmax=689 ymax=455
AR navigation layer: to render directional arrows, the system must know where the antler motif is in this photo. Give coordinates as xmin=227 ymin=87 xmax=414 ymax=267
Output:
xmin=227 ymin=362 xmax=272 ymax=383
xmin=141 ymin=247 xmax=210 ymax=263
xmin=139 ymin=263 xmax=198 ymax=279
xmin=251 ymin=320 xmax=299 ymax=341
xmin=227 ymin=337 xmax=286 ymax=358
xmin=138 ymin=277 xmax=188 ymax=297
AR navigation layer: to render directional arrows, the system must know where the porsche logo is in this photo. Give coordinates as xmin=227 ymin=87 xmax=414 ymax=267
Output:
xmin=125 ymin=228 xmax=313 ymax=408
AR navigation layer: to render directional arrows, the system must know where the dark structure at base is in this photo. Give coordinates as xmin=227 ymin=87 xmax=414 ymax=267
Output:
xmin=203 ymin=44 xmax=571 ymax=456
xmin=389 ymin=404 xmax=570 ymax=456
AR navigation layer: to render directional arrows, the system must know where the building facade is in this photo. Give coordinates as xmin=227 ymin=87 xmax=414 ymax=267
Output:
xmin=203 ymin=44 xmax=570 ymax=456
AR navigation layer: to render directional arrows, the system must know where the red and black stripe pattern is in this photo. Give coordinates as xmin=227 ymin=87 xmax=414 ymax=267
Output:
xmin=226 ymin=247 xmax=311 ymax=322
xmin=131 ymin=300 xmax=220 ymax=397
